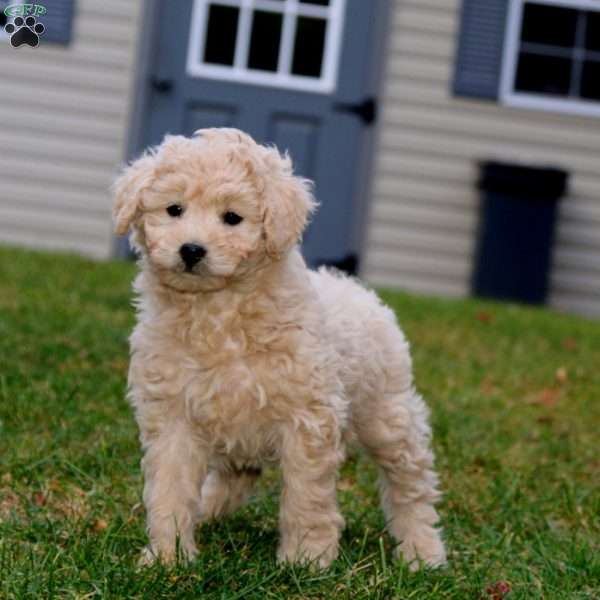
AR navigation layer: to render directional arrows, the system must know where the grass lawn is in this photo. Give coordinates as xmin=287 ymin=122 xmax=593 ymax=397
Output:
xmin=0 ymin=246 xmax=598 ymax=599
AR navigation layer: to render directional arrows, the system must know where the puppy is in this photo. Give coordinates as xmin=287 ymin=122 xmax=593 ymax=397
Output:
xmin=113 ymin=128 xmax=446 ymax=570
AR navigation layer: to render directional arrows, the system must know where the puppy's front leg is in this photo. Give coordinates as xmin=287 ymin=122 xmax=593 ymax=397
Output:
xmin=139 ymin=420 xmax=207 ymax=565
xmin=277 ymin=418 xmax=344 ymax=569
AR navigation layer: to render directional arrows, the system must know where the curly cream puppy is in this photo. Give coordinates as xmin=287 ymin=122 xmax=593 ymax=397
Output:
xmin=113 ymin=128 xmax=446 ymax=570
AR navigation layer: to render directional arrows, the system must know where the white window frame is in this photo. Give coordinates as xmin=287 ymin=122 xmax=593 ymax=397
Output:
xmin=500 ymin=0 xmax=600 ymax=118
xmin=186 ymin=0 xmax=346 ymax=93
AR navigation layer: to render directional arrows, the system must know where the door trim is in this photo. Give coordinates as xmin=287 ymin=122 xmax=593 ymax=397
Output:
xmin=114 ymin=0 xmax=163 ymax=259
xmin=346 ymin=0 xmax=394 ymax=274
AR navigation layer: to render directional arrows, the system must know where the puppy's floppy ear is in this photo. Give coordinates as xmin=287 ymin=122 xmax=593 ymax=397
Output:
xmin=262 ymin=149 xmax=318 ymax=259
xmin=112 ymin=154 xmax=156 ymax=235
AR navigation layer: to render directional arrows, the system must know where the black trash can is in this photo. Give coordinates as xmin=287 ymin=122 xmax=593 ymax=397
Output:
xmin=472 ymin=161 xmax=569 ymax=305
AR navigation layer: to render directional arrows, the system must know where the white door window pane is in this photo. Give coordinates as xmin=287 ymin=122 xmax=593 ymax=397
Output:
xmin=203 ymin=4 xmax=240 ymax=66
xmin=247 ymin=10 xmax=283 ymax=72
xmin=291 ymin=16 xmax=327 ymax=77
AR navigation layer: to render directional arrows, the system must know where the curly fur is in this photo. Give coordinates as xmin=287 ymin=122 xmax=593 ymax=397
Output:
xmin=113 ymin=128 xmax=446 ymax=570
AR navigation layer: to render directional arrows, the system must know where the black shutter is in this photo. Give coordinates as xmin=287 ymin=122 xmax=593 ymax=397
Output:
xmin=42 ymin=0 xmax=76 ymax=45
xmin=452 ymin=0 xmax=510 ymax=100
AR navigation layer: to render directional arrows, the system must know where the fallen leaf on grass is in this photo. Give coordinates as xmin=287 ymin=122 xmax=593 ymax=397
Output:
xmin=93 ymin=518 xmax=108 ymax=532
xmin=476 ymin=311 xmax=494 ymax=324
xmin=527 ymin=388 xmax=561 ymax=407
xmin=48 ymin=479 xmax=63 ymax=492
xmin=483 ymin=580 xmax=512 ymax=599
xmin=33 ymin=492 xmax=47 ymax=507
xmin=480 ymin=377 xmax=498 ymax=396
xmin=562 ymin=337 xmax=578 ymax=351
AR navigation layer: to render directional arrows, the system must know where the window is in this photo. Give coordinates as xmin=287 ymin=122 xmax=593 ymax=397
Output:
xmin=501 ymin=0 xmax=600 ymax=117
xmin=186 ymin=0 xmax=346 ymax=93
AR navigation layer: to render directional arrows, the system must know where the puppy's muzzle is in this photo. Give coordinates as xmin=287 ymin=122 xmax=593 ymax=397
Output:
xmin=180 ymin=243 xmax=207 ymax=270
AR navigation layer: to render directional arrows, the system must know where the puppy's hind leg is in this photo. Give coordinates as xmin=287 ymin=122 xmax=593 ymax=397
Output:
xmin=355 ymin=389 xmax=446 ymax=570
xmin=199 ymin=467 xmax=261 ymax=522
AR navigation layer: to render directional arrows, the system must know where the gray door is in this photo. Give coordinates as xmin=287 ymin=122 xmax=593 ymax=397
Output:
xmin=141 ymin=0 xmax=385 ymax=270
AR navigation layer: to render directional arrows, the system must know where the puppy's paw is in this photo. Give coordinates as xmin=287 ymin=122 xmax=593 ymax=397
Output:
xmin=138 ymin=545 xmax=159 ymax=567
xmin=137 ymin=543 xmax=198 ymax=567
xmin=395 ymin=527 xmax=447 ymax=571
xmin=277 ymin=540 xmax=339 ymax=570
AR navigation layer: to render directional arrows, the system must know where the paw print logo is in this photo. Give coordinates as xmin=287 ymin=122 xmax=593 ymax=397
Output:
xmin=4 ymin=16 xmax=45 ymax=48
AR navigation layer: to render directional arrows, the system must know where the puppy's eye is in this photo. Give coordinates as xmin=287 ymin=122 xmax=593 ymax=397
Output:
xmin=223 ymin=211 xmax=243 ymax=226
xmin=166 ymin=204 xmax=184 ymax=218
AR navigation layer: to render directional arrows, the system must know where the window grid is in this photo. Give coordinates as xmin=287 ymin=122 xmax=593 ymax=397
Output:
xmin=501 ymin=0 xmax=600 ymax=117
xmin=278 ymin=4 xmax=298 ymax=75
xmin=186 ymin=0 xmax=346 ymax=93
xmin=519 ymin=41 xmax=600 ymax=61
xmin=568 ymin=11 xmax=586 ymax=96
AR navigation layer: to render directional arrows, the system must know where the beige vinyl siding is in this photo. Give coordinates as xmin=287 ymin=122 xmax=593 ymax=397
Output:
xmin=0 ymin=0 xmax=142 ymax=258
xmin=365 ymin=0 xmax=600 ymax=317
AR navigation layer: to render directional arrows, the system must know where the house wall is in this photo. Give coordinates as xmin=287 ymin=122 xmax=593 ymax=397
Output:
xmin=364 ymin=0 xmax=600 ymax=318
xmin=0 ymin=0 xmax=142 ymax=258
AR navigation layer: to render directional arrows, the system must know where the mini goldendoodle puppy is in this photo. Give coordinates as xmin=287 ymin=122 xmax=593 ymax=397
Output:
xmin=113 ymin=128 xmax=446 ymax=570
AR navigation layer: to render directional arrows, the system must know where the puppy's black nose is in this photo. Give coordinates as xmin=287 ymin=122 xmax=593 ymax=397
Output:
xmin=180 ymin=243 xmax=206 ymax=268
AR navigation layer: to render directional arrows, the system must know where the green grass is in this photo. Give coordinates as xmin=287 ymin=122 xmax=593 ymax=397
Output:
xmin=0 ymin=246 xmax=598 ymax=599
